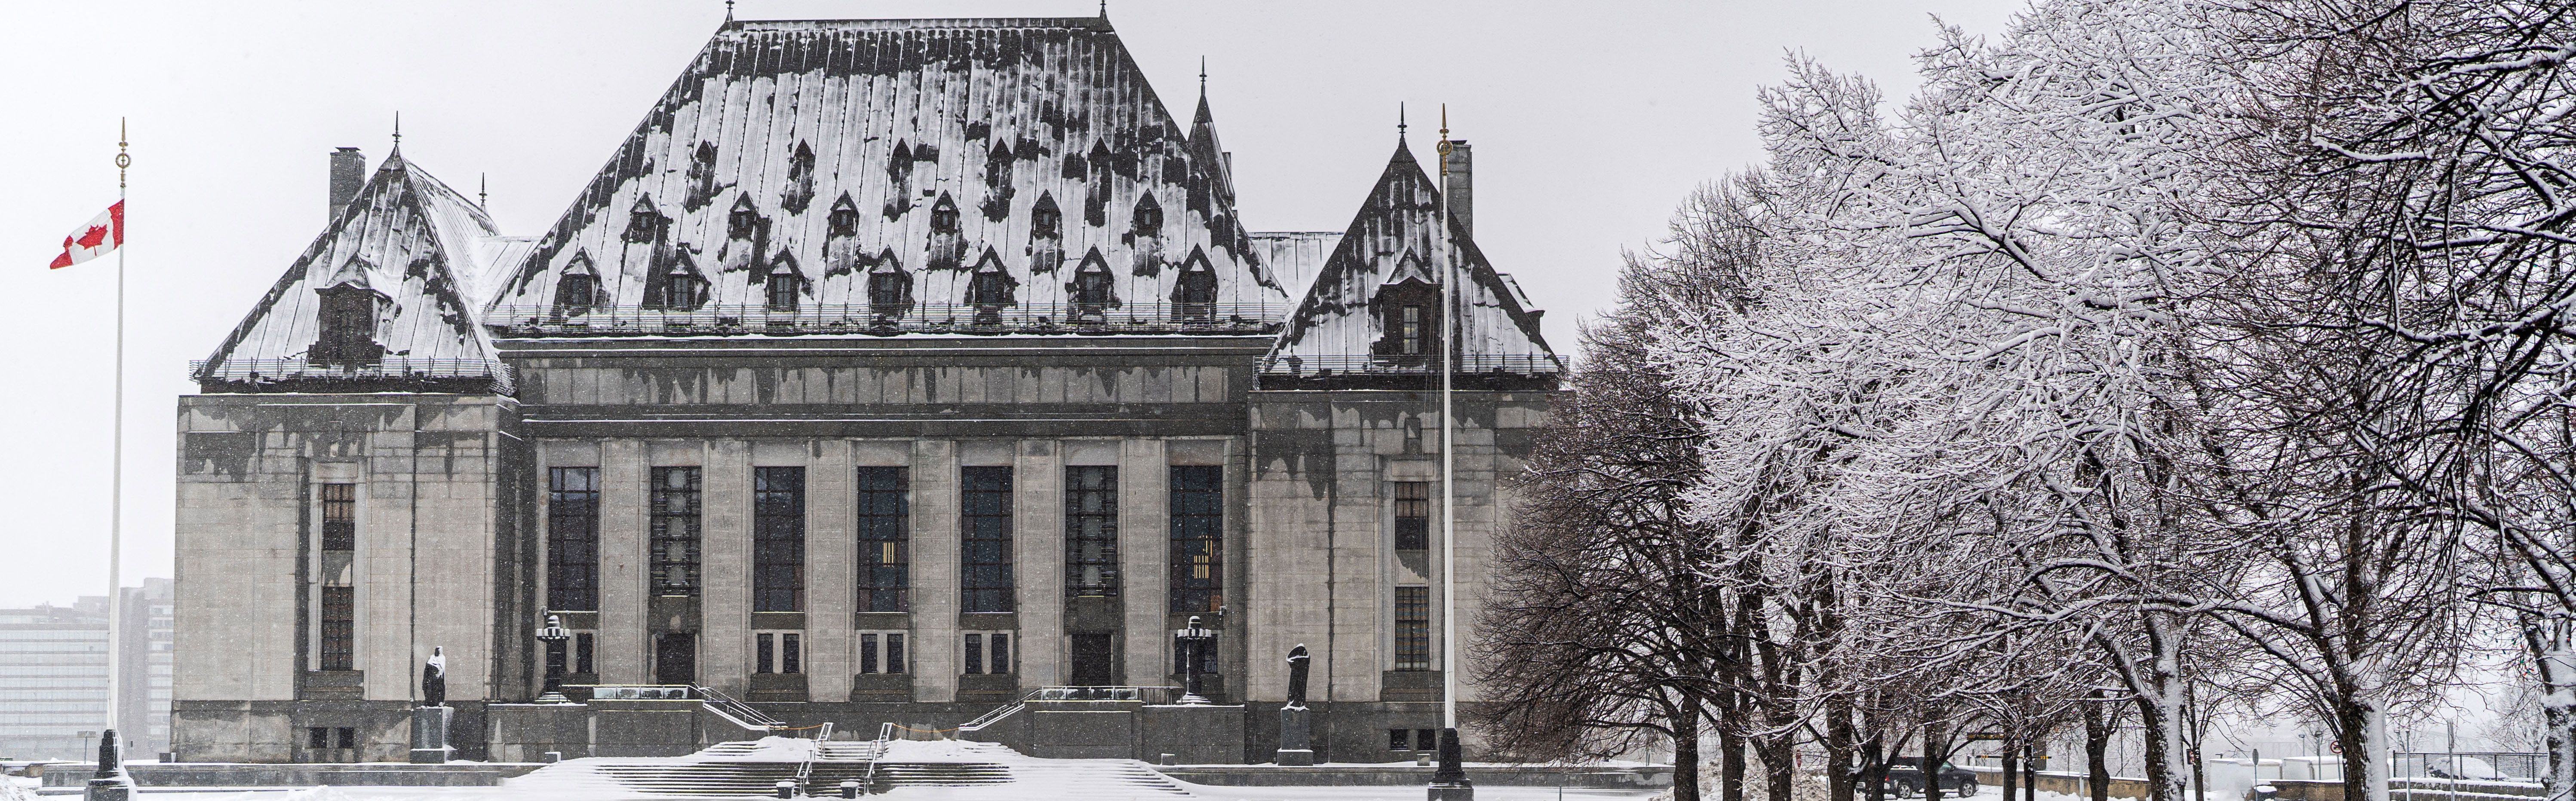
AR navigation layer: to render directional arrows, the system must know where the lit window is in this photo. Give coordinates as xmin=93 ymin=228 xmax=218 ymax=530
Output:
xmin=1169 ymin=466 xmax=1222 ymax=614
xmin=651 ymin=467 xmax=702 ymax=596
xmin=858 ymin=468 xmax=910 ymax=613
xmin=1394 ymin=586 xmax=1430 ymax=671
xmin=1066 ymin=466 xmax=1118 ymax=597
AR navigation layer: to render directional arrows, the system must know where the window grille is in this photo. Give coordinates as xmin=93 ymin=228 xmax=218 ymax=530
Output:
xmin=1169 ymin=465 xmax=1223 ymax=613
xmin=319 ymin=483 xmax=356 ymax=552
xmin=547 ymin=468 xmax=599 ymax=611
xmin=319 ymin=586 xmax=355 ymax=671
xmin=961 ymin=467 xmax=1015 ymax=613
xmin=753 ymin=467 xmax=805 ymax=612
xmin=1393 ymin=482 xmax=1430 ymax=550
xmin=650 ymin=467 xmax=703 ymax=596
xmin=1065 ymin=466 xmax=1118 ymax=597
xmin=1394 ymin=586 xmax=1430 ymax=671
xmin=857 ymin=468 xmax=911 ymax=612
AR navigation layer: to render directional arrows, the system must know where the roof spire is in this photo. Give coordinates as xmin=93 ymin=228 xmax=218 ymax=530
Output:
xmin=1099 ymin=0 xmax=1108 ymax=18
xmin=1199 ymin=56 xmax=1207 ymax=95
xmin=1399 ymin=102 xmax=1408 ymax=138
xmin=478 ymin=173 xmax=488 ymax=209
xmin=725 ymin=0 xmax=734 ymax=21
xmin=390 ymin=110 xmax=401 ymax=152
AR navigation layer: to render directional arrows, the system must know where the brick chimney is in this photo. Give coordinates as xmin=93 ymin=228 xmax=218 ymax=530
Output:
xmin=328 ymin=148 xmax=366 ymax=222
xmin=1441 ymin=140 xmax=1471 ymax=238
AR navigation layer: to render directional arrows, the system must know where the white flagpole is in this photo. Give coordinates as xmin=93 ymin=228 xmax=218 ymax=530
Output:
xmin=1436 ymin=108 xmax=1455 ymax=737
xmin=106 ymin=119 xmax=130 ymax=748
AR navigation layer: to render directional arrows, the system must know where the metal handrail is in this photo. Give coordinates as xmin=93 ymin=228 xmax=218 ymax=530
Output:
xmin=1259 ymin=353 xmax=1566 ymax=376
xmin=484 ymin=301 xmax=1285 ymax=337
xmin=955 ymin=685 xmax=1185 ymax=734
xmin=692 ymin=684 xmax=784 ymax=731
xmin=859 ymin=722 xmax=893 ymax=796
xmin=190 ymin=357 xmax=516 ymax=393
xmin=790 ymin=722 xmax=830 ymax=792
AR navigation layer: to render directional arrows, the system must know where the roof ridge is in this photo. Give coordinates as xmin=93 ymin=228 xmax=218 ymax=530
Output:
xmin=730 ymin=17 xmax=1113 ymax=31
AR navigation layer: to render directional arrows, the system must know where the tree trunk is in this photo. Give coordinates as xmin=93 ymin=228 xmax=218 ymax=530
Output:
xmin=2003 ymin=734 xmax=2021 ymax=801
xmin=1676 ymin=697 xmax=1704 ymax=801
xmin=1867 ymin=730 xmax=1888 ymax=801
xmin=1759 ymin=740 xmax=1798 ymax=801
xmin=1925 ymin=718 xmax=1951 ymax=801
xmin=2087 ymin=699 xmax=2114 ymax=801
xmin=2026 ymin=741 xmax=2041 ymax=801
xmin=2331 ymin=696 xmax=2391 ymax=801
xmin=1828 ymin=698 xmax=1857 ymax=801
xmin=2526 ymin=619 xmax=2576 ymax=801
xmin=2135 ymin=614 xmax=2196 ymax=801
xmin=1724 ymin=725 xmax=1748 ymax=801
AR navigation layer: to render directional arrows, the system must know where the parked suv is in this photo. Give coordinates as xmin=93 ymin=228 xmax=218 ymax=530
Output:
xmin=1881 ymin=757 xmax=1980 ymax=798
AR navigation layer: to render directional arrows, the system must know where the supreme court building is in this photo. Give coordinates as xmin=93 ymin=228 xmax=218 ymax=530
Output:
xmin=169 ymin=13 xmax=1560 ymax=764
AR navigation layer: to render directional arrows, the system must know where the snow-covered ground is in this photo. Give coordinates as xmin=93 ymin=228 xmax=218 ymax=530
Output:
xmin=30 ymin=785 xmax=1664 ymax=800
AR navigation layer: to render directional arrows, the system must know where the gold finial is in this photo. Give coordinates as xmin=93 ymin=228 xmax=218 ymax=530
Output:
xmin=1437 ymin=104 xmax=1452 ymax=159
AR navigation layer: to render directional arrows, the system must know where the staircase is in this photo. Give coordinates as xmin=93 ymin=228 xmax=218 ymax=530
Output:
xmin=507 ymin=737 xmax=1191 ymax=798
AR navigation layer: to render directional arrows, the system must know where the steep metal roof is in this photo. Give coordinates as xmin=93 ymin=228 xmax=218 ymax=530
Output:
xmin=193 ymin=153 xmax=511 ymax=392
xmin=485 ymin=17 xmax=1286 ymax=326
xmin=1263 ymin=138 xmax=1556 ymax=381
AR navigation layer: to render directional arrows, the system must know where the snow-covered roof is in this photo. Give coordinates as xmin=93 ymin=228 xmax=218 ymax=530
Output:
xmin=1263 ymin=137 xmax=1556 ymax=379
xmin=1249 ymin=231 xmax=1342 ymax=306
xmin=194 ymin=152 xmax=510 ymax=390
xmin=484 ymin=16 xmax=1288 ymax=322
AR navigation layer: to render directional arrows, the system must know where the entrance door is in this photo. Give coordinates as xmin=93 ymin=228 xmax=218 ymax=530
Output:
xmin=654 ymin=633 xmax=697 ymax=686
xmin=1069 ymin=632 xmax=1115 ymax=686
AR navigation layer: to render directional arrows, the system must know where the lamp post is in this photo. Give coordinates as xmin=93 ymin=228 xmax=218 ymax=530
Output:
xmin=535 ymin=614 xmax=572 ymax=703
xmin=1175 ymin=616 xmax=1216 ymax=705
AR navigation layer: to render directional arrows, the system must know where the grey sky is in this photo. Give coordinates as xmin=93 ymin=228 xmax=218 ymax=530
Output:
xmin=0 ymin=0 xmax=2023 ymax=607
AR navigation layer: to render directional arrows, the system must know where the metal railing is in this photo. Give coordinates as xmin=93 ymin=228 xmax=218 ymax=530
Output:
xmin=2392 ymin=752 xmax=2547 ymax=783
xmin=860 ymin=722 xmax=893 ymax=796
xmin=1258 ymin=353 xmax=1566 ymax=377
xmin=581 ymin=684 xmax=693 ymax=700
xmin=484 ymin=301 xmax=1284 ymax=337
xmin=190 ymin=357 xmax=516 ymax=393
xmin=693 ymin=684 xmax=785 ymax=731
xmin=953 ymin=685 xmax=1185 ymax=734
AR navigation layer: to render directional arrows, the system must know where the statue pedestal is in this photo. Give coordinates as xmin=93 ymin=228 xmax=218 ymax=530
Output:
xmin=409 ymin=705 xmax=455 ymax=764
xmin=1274 ymin=705 xmax=1315 ymax=766
xmin=83 ymin=776 xmax=131 ymax=801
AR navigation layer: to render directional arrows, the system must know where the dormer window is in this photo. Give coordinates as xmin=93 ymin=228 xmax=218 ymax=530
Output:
xmin=930 ymin=195 xmax=961 ymax=234
xmin=656 ymin=260 xmax=706 ymax=311
xmin=728 ymin=197 xmax=763 ymax=241
xmin=311 ymin=285 xmax=384 ymax=366
xmin=1072 ymin=262 xmax=1112 ymax=319
xmin=624 ymin=196 xmax=665 ymax=243
xmin=1372 ymin=278 xmax=1442 ymax=360
xmin=828 ymin=194 xmax=861 ymax=238
xmin=555 ymin=272 xmax=597 ymax=312
xmin=1177 ymin=266 xmax=1217 ymax=319
xmin=767 ymin=266 xmax=801 ymax=312
xmin=1131 ymin=194 xmax=1163 ymax=235
xmin=868 ymin=254 xmax=912 ymax=318
xmin=970 ymin=263 xmax=1013 ymax=308
xmin=1032 ymin=194 xmax=1062 ymax=238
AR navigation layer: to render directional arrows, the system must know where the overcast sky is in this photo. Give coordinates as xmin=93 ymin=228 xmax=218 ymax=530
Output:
xmin=0 ymin=0 xmax=2026 ymax=607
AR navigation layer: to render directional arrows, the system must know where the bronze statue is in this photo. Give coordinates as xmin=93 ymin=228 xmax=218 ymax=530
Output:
xmin=1285 ymin=644 xmax=1310 ymax=707
xmin=421 ymin=646 xmax=447 ymax=707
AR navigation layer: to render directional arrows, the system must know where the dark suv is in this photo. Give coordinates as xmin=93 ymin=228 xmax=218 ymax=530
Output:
xmin=1880 ymin=758 xmax=1980 ymax=798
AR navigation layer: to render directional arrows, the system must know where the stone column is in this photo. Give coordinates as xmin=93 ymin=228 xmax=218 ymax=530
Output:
xmin=1118 ymin=439 xmax=1169 ymax=688
xmin=362 ymin=426 xmax=420 ymax=703
xmin=805 ymin=440 xmax=856 ymax=700
xmin=702 ymin=440 xmax=752 ymax=695
xmin=909 ymin=440 xmax=961 ymax=702
xmin=598 ymin=440 xmax=650 ymax=685
xmin=1014 ymin=440 xmax=1063 ymax=687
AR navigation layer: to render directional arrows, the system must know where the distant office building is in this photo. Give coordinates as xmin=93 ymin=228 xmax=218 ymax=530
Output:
xmin=0 ymin=581 xmax=178 ymax=760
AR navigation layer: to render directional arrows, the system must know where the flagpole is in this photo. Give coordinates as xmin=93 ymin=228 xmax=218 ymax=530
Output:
xmin=1429 ymin=106 xmax=1471 ymax=801
xmin=106 ymin=118 xmax=129 ymax=751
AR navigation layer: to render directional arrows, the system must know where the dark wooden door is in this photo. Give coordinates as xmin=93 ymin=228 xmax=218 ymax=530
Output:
xmin=654 ymin=633 xmax=697 ymax=685
xmin=1070 ymin=632 xmax=1115 ymax=686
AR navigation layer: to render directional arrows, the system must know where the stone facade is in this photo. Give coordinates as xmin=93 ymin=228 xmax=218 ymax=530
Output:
xmin=171 ymin=14 xmax=1560 ymax=764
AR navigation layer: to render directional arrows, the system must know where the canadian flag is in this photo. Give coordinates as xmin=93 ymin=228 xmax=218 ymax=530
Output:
xmin=48 ymin=200 xmax=124 ymax=269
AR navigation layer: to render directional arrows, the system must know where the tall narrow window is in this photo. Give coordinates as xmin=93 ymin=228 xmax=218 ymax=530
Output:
xmin=1072 ymin=264 xmax=1113 ymax=315
xmin=857 ymin=467 xmax=911 ymax=612
xmin=319 ymin=483 xmax=357 ymax=552
xmin=990 ymin=633 xmax=1011 ymax=675
xmin=319 ymin=586 xmax=355 ymax=671
xmin=1177 ymin=267 xmax=1217 ymax=319
xmin=650 ymin=467 xmax=703 ymax=596
xmin=547 ymin=468 xmax=600 ymax=611
xmin=753 ymin=468 xmax=806 ymax=612
xmin=860 ymin=633 xmax=879 ymax=674
xmin=961 ymin=467 xmax=1015 ymax=613
xmin=1401 ymin=306 xmax=1424 ymax=355
xmin=1394 ymin=586 xmax=1430 ymax=671
xmin=1392 ymin=481 xmax=1430 ymax=550
xmin=1169 ymin=466 xmax=1222 ymax=614
xmin=886 ymin=633 xmax=906 ymax=674
xmin=574 ymin=632 xmax=596 ymax=675
xmin=757 ymin=633 xmax=776 ymax=674
xmin=964 ymin=633 xmax=985 ymax=674
xmin=1065 ymin=466 xmax=1118 ymax=597
xmin=781 ymin=633 xmax=802 ymax=674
